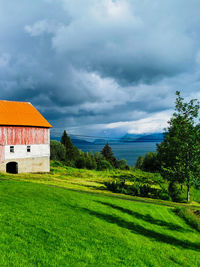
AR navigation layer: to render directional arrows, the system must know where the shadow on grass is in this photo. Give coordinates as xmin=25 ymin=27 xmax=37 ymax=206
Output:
xmin=95 ymin=201 xmax=191 ymax=233
xmin=69 ymin=182 xmax=105 ymax=191
xmin=75 ymin=205 xmax=200 ymax=251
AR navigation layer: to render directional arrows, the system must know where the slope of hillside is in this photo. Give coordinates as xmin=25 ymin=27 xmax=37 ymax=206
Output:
xmin=0 ymin=176 xmax=200 ymax=266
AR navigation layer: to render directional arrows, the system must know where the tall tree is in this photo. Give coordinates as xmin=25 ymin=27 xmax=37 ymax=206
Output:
xmin=61 ymin=130 xmax=69 ymax=148
xmin=61 ymin=130 xmax=79 ymax=161
xmin=157 ymin=91 xmax=200 ymax=202
xmin=101 ymin=143 xmax=117 ymax=167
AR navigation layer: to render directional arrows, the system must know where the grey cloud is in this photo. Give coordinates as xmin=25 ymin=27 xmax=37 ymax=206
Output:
xmin=52 ymin=0 xmax=198 ymax=84
xmin=0 ymin=0 xmax=200 ymax=135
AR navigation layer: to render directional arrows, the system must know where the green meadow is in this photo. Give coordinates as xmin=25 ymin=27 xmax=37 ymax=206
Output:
xmin=0 ymin=164 xmax=200 ymax=266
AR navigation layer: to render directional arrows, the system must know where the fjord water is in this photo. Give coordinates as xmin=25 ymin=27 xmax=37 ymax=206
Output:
xmin=75 ymin=142 xmax=158 ymax=166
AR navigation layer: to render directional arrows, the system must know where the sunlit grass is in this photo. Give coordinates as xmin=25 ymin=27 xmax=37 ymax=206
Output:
xmin=0 ymin=180 xmax=199 ymax=266
xmin=1 ymin=162 xmax=199 ymax=208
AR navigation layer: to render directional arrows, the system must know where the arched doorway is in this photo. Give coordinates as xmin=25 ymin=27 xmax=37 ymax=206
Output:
xmin=6 ymin=162 xmax=18 ymax=174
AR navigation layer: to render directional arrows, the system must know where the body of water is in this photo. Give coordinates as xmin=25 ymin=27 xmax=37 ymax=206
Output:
xmin=75 ymin=142 xmax=159 ymax=166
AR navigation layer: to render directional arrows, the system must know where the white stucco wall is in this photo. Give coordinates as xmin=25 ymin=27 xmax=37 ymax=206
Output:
xmin=0 ymin=157 xmax=50 ymax=173
xmin=4 ymin=144 xmax=50 ymax=160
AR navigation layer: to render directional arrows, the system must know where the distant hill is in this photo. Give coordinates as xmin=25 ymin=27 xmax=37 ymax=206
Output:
xmin=51 ymin=136 xmax=92 ymax=145
xmin=51 ymin=132 xmax=165 ymax=145
xmin=120 ymin=133 xmax=142 ymax=142
xmin=135 ymin=133 xmax=164 ymax=142
xmin=71 ymin=138 xmax=92 ymax=145
xmin=93 ymin=139 xmax=107 ymax=144
xmin=120 ymin=133 xmax=164 ymax=142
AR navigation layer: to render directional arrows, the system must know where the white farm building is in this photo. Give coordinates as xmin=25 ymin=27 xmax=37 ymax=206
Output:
xmin=0 ymin=100 xmax=52 ymax=174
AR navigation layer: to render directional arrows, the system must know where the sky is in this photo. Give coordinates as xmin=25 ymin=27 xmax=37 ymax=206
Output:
xmin=1 ymin=0 xmax=200 ymax=138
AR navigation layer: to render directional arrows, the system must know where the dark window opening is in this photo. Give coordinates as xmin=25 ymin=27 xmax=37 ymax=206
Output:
xmin=6 ymin=162 xmax=18 ymax=174
xmin=27 ymin=146 xmax=31 ymax=152
xmin=10 ymin=146 xmax=14 ymax=153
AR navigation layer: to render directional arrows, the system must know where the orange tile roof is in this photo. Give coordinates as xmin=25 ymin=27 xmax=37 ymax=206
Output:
xmin=0 ymin=100 xmax=52 ymax=128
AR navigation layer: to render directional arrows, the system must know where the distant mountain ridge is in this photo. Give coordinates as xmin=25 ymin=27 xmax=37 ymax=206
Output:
xmin=51 ymin=136 xmax=92 ymax=145
xmin=129 ymin=133 xmax=164 ymax=142
xmin=51 ymin=133 xmax=164 ymax=144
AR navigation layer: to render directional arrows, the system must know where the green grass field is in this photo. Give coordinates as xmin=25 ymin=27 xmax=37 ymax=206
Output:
xmin=0 ymin=176 xmax=200 ymax=266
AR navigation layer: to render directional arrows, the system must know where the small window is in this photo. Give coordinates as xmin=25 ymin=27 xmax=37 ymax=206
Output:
xmin=10 ymin=146 xmax=14 ymax=153
xmin=27 ymin=146 xmax=31 ymax=152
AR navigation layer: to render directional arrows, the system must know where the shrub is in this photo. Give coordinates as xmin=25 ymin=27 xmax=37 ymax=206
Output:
xmin=157 ymin=190 xmax=170 ymax=200
xmin=75 ymin=156 xmax=86 ymax=169
xmin=135 ymin=152 xmax=160 ymax=172
xmin=168 ymin=182 xmax=186 ymax=202
xmin=135 ymin=156 xmax=144 ymax=169
xmin=139 ymin=184 xmax=151 ymax=197
xmin=50 ymin=140 xmax=66 ymax=161
xmin=104 ymin=181 xmax=124 ymax=193
xmin=104 ymin=180 xmax=170 ymax=200
xmin=118 ymin=159 xmax=130 ymax=170
xmin=85 ymin=154 xmax=97 ymax=170
xmin=51 ymin=160 xmax=65 ymax=167
xmin=98 ymin=159 xmax=113 ymax=170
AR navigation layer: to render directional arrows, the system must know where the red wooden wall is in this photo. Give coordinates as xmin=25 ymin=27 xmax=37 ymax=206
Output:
xmin=0 ymin=126 xmax=49 ymax=145
xmin=0 ymin=145 xmax=4 ymax=162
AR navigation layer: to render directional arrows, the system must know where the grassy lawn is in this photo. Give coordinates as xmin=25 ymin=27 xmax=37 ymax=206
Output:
xmin=2 ymin=163 xmax=199 ymax=207
xmin=0 ymin=177 xmax=200 ymax=266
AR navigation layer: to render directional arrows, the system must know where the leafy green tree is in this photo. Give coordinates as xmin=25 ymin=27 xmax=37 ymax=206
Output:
xmin=142 ymin=152 xmax=160 ymax=172
xmin=75 ymin=155 xmax=86 ymax=169
xmin=135 ymin=152 xmax=159 ymax=172
xmin=157 ymin=91 xmax=200 ymax=202
xmin=50 ymin=140 xmax=66 ymax=161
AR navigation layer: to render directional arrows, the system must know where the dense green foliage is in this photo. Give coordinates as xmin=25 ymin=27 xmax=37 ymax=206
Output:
xmin=0 ymin=179 xmax=199 ymax=266
xmin=100 ymin=143 xmax=129 ymax=170
xmin=52 ymin=132 xmax=129 ymax=171
xmin=50 ymin=128 xmax=200 ymax=203
xmin=135 ymin=152 xmax=160 ymax=172
xmin=104 ymin=181 xmax=170 ymax=200
xmin=101 ymin=143 xmax=118 ymax=167
xmin=50 ymin=140 xmax=66 ymax=161
xmin=135 ymin=92 xmax=200 ymax=203
xmin=61 ymin=130 xmax=79 ymax=165
xmin=168 ymin=182 xmax=187 ymax=203
xmin=157 ymin=91 xmax=200 ymax=202
xmin=104 ymin=169 xmax=170 ymax=200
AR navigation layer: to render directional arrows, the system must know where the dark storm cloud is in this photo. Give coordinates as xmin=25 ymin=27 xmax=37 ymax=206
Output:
xmin=1 ymin=0 xmax=200 ymax=135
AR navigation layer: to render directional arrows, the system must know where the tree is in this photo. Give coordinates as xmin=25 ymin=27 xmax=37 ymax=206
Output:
xmin=94 ymin=152 xmax=113 ymax=170
xmin=61 ymin=130 xmax=79 ymax=163
xmin=50 ymin=140 xmax=66 ymax=161
xmin=142 ymin=152 xmax=160 ymax=173
xmin=135 ymin=152 xmax=160 ymax=172
xmin=135 ymin=156 xmax=144 ymax=170
xmin=157 ymin=91 xmax=200 ymax=202
xmin=85 ymin=152 xmax=97 ymax=170
xmin=101 ymin=143 xmax=117 ymax=167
